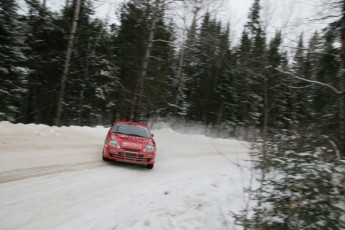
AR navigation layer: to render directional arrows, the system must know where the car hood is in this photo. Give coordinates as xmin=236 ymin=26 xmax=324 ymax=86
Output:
xmin=113 ymin=133 xmax=150 ymax=150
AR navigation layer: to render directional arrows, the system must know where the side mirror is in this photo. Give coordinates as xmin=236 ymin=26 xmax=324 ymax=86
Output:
xmin=151 ymin=133 xmax=154 ymax=137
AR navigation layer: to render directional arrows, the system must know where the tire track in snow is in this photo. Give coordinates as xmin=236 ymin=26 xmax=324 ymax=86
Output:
xmin=0 ymin=161 xmax=105 ymax=184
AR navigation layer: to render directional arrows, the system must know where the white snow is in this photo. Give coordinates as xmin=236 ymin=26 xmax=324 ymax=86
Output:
xmin=0 ymin=121 xmax=250 ymax=230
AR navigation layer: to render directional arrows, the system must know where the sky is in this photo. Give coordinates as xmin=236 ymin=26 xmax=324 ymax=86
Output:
xmin=223 ymin=0 xmax=331 ymax=47
xmin=19 ymin=0 xmax=335 ymax=51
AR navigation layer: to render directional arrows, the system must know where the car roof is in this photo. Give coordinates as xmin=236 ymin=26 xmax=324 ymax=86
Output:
xmin=115 ymin=120 xmax=148 ymax=128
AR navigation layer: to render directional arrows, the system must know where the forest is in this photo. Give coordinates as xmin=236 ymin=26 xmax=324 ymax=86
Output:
xmin=1 ymin=0 xmax=345 ymax=228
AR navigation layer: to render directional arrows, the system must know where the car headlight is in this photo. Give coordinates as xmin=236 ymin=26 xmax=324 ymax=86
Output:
xmin=109 ymin=135 xmax=120 ymax=148
xmin=143 ymin=140 xmax=154 ymax=152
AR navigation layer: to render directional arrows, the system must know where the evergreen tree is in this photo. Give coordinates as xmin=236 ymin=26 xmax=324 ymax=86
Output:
xmin=265 ymin=31 xmax=292 ymax=130
xmin=233 ymin=0 xmax=267 ymax=129
xmin=23 ymin=0 xmax=65 ymax=125
xmin=214 ymin=24 xmax=233 ymax=124
xmin=235 ymin=4 xmax=345 ymax=228
xmin=115 ymin=0 xmax=148 ymax=120
xmin=234 ymin=129 xmax=345 ymax=229
xmin=115 ymin=0 xmax=173 ymax=121
xmin=168 ymin=11 xmax=199 ymax=118
xmin=0 ymin=0 xmax=28 ymax=122
xmin=316 ymin=26 xmax=341 ymax=151
xmin=187 ymin=13 xmax=231 ymax=125
xmin=86 ymin=21 xmax=120 ymax=124
xmin=145 ymin=14 xmax=175 ymax=117
xmin=53 ymin=0 xmax=119 ymax=125
xmin=231 ymin=30 xmax=253 ymax=125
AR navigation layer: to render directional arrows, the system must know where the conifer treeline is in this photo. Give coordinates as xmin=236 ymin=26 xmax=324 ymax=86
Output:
xmin=0 ymin=0 xmax=342 ymax=148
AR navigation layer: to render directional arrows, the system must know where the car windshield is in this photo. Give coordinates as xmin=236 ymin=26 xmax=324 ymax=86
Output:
xmin=112 ymin=124 xmax=150 ymax=138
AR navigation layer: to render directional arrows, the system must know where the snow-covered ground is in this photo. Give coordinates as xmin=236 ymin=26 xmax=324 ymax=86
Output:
xmin=0 ymin=121 xmax=250 ymax=230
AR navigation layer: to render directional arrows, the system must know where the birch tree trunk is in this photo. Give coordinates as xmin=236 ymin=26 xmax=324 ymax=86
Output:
xmin=55 ymin=0 xmax=81 ymax=126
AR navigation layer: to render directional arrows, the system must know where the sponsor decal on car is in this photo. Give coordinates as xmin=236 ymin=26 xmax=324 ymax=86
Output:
xmin=120 ymin=135 xmax=145 ymax=141
xmin=122 ymin=141 xmax=143 ymax=148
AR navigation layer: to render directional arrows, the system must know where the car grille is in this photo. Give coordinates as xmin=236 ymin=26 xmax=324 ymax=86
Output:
xmin=125 ymin=153 xmax=136 ymax=159
xmin=109 ymin=152 xmax=150 ymax=162
xmin=123 ymin=148 xmax=140 ymax=153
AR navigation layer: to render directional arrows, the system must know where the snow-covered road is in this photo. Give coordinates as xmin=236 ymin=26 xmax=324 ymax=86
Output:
xmin=0 ymin=121 xmax=250 ymax=230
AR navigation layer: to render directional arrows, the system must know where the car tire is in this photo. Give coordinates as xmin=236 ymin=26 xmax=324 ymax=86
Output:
xmin=146 ymin=164 xmax=154 ymax=169
xmin=102 ymin=156 xmax=109 ymax=161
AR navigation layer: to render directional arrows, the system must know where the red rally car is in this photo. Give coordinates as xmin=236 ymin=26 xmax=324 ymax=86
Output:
xmin=102 ymin=121 xmax=156 ymax=169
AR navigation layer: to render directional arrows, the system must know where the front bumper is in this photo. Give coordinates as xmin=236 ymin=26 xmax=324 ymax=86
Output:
xmin=103 ymin=146 xmax=155 ymax=165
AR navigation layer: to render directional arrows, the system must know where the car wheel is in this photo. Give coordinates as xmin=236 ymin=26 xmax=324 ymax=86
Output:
xmin=146 ymin=164 xmax=154 ymax=169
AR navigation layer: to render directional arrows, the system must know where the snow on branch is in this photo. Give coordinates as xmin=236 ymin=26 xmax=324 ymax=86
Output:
xmin=275 ymin=68 xmax=342 ymax=94
xmin=149 ymin=56 xmax=164 ymax=62
xmin=152 ymin=39 xmax=172 ymax=44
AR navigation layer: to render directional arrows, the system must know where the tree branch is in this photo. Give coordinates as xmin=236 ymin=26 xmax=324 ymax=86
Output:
xmin=275 ymin=68 xmax=342 ymax=94
xmin=280 ymin=45 xmax=339 ymax=58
